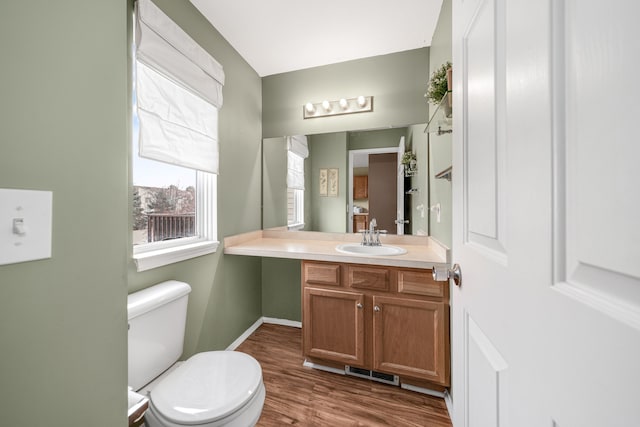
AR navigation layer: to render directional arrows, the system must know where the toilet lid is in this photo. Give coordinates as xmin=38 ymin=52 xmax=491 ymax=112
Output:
xmin=150 ymin=351 xmax=263 ymax=425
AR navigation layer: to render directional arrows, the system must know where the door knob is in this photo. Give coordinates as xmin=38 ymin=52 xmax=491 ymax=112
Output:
xmin=374 ymin=305 xmax=381 ymax=312
xmin=432 ymin=264 xmax=462 ymax=287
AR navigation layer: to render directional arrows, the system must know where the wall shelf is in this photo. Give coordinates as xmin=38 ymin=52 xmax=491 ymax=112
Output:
xmin=424 ymin=91 xmax=452 ymax=135
xmin=435 ymin=166 xmax=452 ymax=182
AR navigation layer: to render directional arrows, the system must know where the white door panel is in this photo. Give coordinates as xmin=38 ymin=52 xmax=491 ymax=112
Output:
xmin=463 ymin=0 xmax=507 ymax=259
xmin=555 ymin=0 xmax=640 ymax=325
xmin=466 ymin=313 xmax=508 ymax=427
xmin=465 ymin=0 xmax=497 ymax=240
xmin=451 ymin=0 xmax=640 ymax=426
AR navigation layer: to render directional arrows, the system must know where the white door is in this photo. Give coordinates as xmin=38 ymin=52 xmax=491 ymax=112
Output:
xmin=396 ymin=136 xmax=406 ymax=235
xmin=450 ymin=1 xmax=640 ymax=426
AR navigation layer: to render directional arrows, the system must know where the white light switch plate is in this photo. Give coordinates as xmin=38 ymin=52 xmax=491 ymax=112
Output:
xmin=0 ymin=189 xmax=53 ymax=266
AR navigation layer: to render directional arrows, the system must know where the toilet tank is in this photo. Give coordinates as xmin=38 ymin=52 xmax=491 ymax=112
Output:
xmin=127 ymin=280 xmax=192 ymax=391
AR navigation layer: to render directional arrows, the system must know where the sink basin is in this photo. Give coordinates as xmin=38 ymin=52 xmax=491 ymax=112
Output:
xmin=335 ymin=243 xmax=407 ymax=256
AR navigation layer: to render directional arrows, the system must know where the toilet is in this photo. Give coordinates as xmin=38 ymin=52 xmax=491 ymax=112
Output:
xmin=127 ymin=281 xmax=265 ymax=427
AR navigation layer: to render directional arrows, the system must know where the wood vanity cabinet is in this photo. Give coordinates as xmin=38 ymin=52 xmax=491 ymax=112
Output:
xmin=302 ymin=260 xmax=450 ymax=388
xmin=353 ymin=175 xmax=368 ymax=200
xmin=353 ymin=214 xmax=369 ymax=232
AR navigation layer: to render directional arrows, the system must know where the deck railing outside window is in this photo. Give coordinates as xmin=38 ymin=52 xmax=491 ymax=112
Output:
xmin=146 ymin=213 xmax=195 ymax=242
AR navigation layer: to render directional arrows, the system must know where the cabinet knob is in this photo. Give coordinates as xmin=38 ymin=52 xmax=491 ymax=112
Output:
xmin=374 ymin=305 xmax=381 ymax=312
xmin=356 ymin=303 xmax=363 ymax=309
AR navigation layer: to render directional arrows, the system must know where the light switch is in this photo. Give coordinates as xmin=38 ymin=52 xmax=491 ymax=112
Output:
xmin=13 ymin=218 xmax=27 ymax=235
xmin=0 ymin=189 xmax=53 ymax=266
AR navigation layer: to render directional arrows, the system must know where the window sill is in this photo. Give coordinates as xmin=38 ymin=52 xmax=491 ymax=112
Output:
xmin=288 ymin=223 xmax=305 ymax=231
xmin=133 ymin=240 xmax=219 ymax=272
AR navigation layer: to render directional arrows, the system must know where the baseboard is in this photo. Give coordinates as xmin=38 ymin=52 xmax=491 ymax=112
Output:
xmin=226 ymin=316 xmax=301 ymax=350
xmin=400 ymin=382 xmax=445 ymax=398
xmin=444 ymin=389 xmax=454 ymax=424
xmin=226 ymin=318 xmax=264 ymax=350
xmin=262 ymin=317 xmax=302 ymax=328
xmin=302 ymin=359 xmax=346 ymax=375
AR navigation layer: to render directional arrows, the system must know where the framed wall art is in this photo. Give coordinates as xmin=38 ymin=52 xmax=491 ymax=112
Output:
xmin=319 ymin=168 xmax=328 ymax=196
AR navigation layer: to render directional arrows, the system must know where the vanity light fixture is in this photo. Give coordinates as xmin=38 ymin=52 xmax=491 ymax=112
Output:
xmin=304 ymin=102 xmax=316 ymax=114
xmin=303 ymin=95 xmax=373 ymax=119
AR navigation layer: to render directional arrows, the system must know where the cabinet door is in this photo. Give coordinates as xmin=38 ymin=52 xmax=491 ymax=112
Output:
xmin=303 ymin=262 xmax=341 ymax=287
xmin=303 ymin=287 xmax=365 ymax=366
xmin=353 ymin=214 xmax=368 ymax=232
xmin=372 ymin=296 xmax=449 ymax=385
xmin=353 ymin=175 xmax=368 ymax=199
xmin=348 ymin=265 xmax=390 ymax=292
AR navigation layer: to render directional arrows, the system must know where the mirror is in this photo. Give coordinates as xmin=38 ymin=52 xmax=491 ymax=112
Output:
xmin=263 ymin=123 xmax=439 ymax=237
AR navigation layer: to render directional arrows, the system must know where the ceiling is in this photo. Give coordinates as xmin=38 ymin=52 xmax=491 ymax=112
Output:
xmin=189 ymin=0 xmax=444 ymax=77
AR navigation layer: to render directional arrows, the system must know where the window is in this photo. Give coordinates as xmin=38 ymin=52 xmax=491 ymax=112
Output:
xmin=287 ymin=187 xmax=304 ymax=228
xmin=132 ymin=0 xmax=224 ymax=271
xmin=286 ymin=136 xmax=308 ymax=229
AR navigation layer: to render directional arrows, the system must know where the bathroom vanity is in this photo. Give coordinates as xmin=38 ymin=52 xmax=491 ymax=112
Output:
xmin=224 ymin=229 xmax=450 ymax=392
xmin=302 ymin=260 xmax=449 ymax=390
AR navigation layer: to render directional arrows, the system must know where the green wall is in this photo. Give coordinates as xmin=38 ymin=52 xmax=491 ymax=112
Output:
xmin=408 ymin=124 xmax=430 ymax=236
xmin=348 ymin=128 xmax=409 ymax=151
xmin=261 ymin=258 xmax=301 ymax=321
xmin=0 ymin=1 xmax=263 ymax=425
xmin=309 ymin=132 xmax=349 ymax=233
xmin=261 ymin=49 xmax=430 ymax=322
xmin=0 ymin=1 xmax=128 ymax=425
xmin=0 ymin=2 xmax=447 ymax=423
xmin=428 ymin=0 xmax=453 ymax=248
xmin=262 ymin=137 xmax=288 ymax=229
xmin=127 ymin=0 xmax=264 ymax=358
xmin=262 ymin=48 xmax=429 ymax=138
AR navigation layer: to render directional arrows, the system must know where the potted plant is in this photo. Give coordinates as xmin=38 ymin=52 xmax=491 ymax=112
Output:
xmin=401 ymin=151 xmax=417 ymax=176
xmin=427 ymin=62 xmax=452 ymax=116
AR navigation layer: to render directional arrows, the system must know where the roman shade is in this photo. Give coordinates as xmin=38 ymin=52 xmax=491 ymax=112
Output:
xmin=135 ymin=0 xmax=225 ymax=174
xmin=287 ymin=135 xmax=308 ymax=190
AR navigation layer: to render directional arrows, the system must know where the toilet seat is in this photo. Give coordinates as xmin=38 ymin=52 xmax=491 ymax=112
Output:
xmin=149 ymin=351 xmax=264 ymax=426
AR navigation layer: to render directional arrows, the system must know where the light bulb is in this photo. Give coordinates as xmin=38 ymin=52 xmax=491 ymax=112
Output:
xmin=339 ymin=98 xmax=348 ymax=110
xmin=322 ymin=100 xmax=331 ymax=112
xmin=305 ymin=102 xmax=315 ymax=114
xmin=357 ymin=96 xmax=367 ymax=108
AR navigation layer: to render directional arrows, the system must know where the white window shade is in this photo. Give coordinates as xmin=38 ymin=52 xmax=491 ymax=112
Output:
xmin=287 ymin=135 xmax=308 ymax=190
xmin=287 ymin=135 xmax=309 ymax=158
xmin=135 ymin=0 xmax=224 ymax=174
xmin=136 ymin=0 xmax=224 ymax=106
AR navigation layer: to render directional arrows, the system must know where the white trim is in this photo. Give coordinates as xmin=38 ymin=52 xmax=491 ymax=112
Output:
xmin=444 ymin=389 xmax=454 ymax=422
xmin=133 ymin=240 xmax=219 ymax=272
xmin=302 ymin=359 xmax=346 ymax=375
xmin=348 ymin=146 xmax=400 ymax=233
xmin=225 ymin=316 xmax=302 ymax=351
xmin=400 ymin=382 xmax=445 ymax=398
xmin=553 ymin=281 xmax=640 ymax=331
xmin=226 ymin=318 xmax=265 ymax=351
xmin=133 ymin=172 xmax=217 ymax=272
xmin=263 ymin=317 xmax=302 ymax=328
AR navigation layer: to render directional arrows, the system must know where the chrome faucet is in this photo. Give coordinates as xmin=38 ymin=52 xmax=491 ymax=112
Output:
xmin=360 ymin=218 xmax=382 ymax=246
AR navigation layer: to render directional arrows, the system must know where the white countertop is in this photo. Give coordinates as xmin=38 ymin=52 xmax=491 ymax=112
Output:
xmin=224 ymin=228 xmax=449 ymax=269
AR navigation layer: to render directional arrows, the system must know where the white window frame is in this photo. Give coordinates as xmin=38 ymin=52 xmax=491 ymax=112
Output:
xmin=287 ymin=187 xmax=304 ymax=230
xmin=133 ymin=171 xmax=218 ymax=272
xmin=131 ymin=0 xmax=222 ymax=272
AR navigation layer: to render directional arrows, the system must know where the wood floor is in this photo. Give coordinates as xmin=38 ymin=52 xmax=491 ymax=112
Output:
xmin=236 ymin=324 xmax=452 ymax=427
